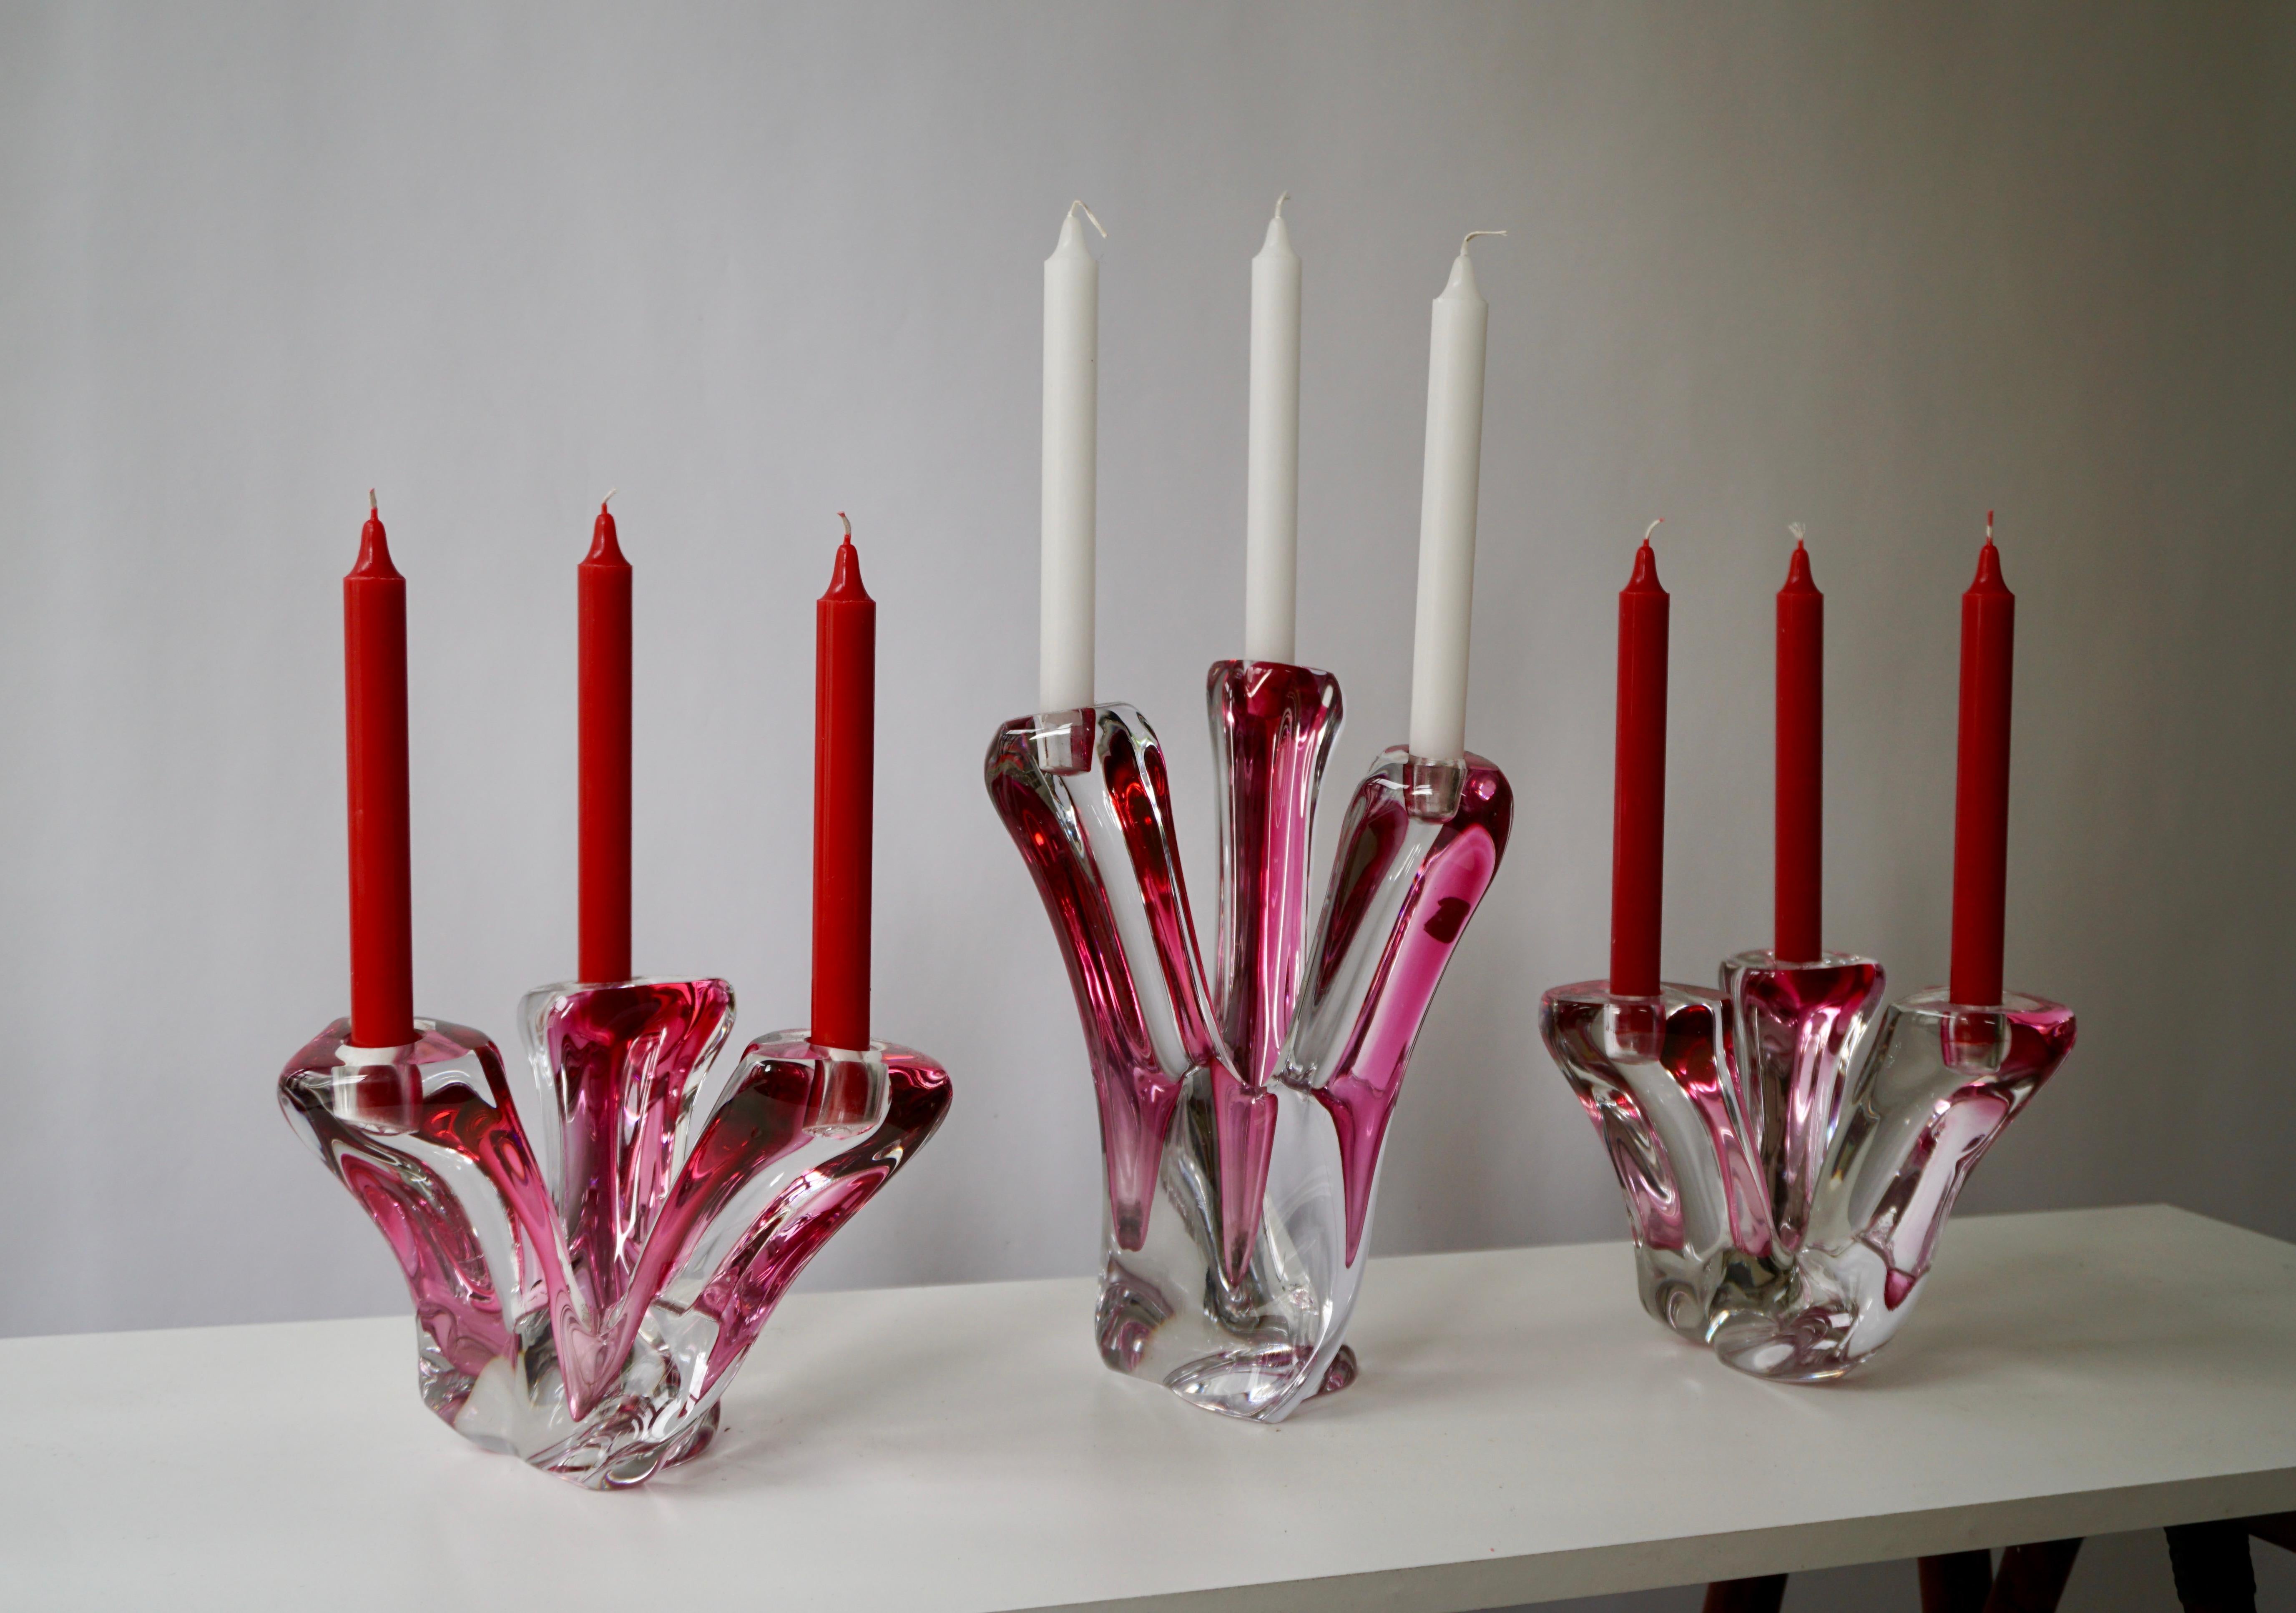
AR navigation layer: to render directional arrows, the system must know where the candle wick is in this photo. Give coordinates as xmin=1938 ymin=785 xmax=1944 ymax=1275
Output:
xmin=1986 ymin=509 xmax=1995 ymax=543
xmin=1644 ymin=518 xmax=1666 ymax=544
xmin=1068 ymin=199 xmax=1108 ymax=239
xmin=1461 ymin=229 xmax=1508 ymax=256
xmin=368 ymin=488 xmax=378 ymax=514
xmin=602 ymin=488 xmax=616 ymax=514
xmin=839 ymin=511 xmax=852 ymax=541
xmin=1274 ymin=190 xmax=1290 ymax=220
xmin=1789 ymin=521 xmax=1806 ymax=545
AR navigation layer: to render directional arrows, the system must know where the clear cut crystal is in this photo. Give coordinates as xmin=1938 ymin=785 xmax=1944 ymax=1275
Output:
xmin=987 ymin=662 xmax=1511 ymax=1421
xmin=278 ymin=985 xmax=950 ymax=1486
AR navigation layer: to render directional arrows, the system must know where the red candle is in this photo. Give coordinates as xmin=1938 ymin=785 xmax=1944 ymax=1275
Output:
xmin=811 ymin=517 xmax=877 ymax=1051
xmin=1949 ymin=514 xmax=2015 ymax=1006
xmin=1609 ymin=527 xmax=1669 ymax=997
xmin=579 ymin=496 xmax=633 ymax=983
xmin=1774 ymin=530 xmax=1824 ymax=962
xmin=344 ymin=493 xmax=415 ymax=1048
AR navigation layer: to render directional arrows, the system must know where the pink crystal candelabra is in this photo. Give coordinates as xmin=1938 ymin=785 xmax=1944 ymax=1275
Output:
xmin=1541 ymin=951 xmax=2073 ymax=1381
xmin=987 ymin=662 xmax=1512 ymax=1421
xmin=278 ymin=979 xmax=950 ymax=1487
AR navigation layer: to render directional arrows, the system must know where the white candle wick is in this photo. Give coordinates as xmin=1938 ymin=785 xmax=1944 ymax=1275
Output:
xmin=839 ymin=511 xmax=851 ymax=540
xmin=602 ymin=488 xmax=617 ymax=512
xmin=1788 ymin=521 xmax=1805 ymax=543
xmin=1645 ymin=518 xmax=1665 ymax=544
xmin=1274 ymin=190 xmax=1289 ymax=218
xmin=1069 ymin=199 xmax=1108 ymax=238
xmin=1461 ymin=229 xmax=1508 ymax=254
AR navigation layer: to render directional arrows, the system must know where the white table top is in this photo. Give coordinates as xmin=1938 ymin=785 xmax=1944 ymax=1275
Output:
xmin=5 ymin=1204 xmax=2291 ymax=1611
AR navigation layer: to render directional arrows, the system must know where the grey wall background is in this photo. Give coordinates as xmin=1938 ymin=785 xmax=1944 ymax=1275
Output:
xmin=3 ymin=4 xmax=2293 ymax=1605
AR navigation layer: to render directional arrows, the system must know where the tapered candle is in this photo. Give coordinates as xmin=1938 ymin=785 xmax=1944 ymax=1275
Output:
xmin=1040 ymin=201 xmax=1102 ymax=714
xmin=1775 ymin=525 xmax=1823 ymax=962
xmin=344 ymin=492 xmax=414 ymax=1048
xmin=578 ymin=494 xmax=633 ymax=984
xmin=1949 ymin=513 xmax=2015 ymax=1006
xmin=812 ymin=517 xmax=877 ymax=1051
xmin=1408 ymin=231 xmax=1501 ymax=761
xmin=1244 ymin=193 xmax=1301 ymax=665
xmin=1610 ymin=524 xmax=1669 ymax=997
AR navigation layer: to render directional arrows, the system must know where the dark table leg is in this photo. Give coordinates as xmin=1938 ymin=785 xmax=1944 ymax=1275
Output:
xmin=2165 ymin=1519 xmax=2255 ymax=1613
xmin=2245 ymin=1511 xmax=2296 ymax=1554
xmin=1919 ymin=1549 xmax=1996 ymax=1613
xmin=1701 ymin=1575 xmax=1787 ymax=1613
xmin=1983 ymin=1539 xmax=2082 ymax=1612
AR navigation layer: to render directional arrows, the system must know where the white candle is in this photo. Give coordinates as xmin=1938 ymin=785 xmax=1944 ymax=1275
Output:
xmin=1040 ymin=201 xmax=1102 ymax=714
xmin=1408 ymin=232 xmax=1501 ymax=761
xmin=1245 ymin=193 xmax=1301 ymax=665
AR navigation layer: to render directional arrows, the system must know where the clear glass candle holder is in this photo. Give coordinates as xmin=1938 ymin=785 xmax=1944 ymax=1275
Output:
xmin=987 ymin=661 xmax=1512 ymax=1421
xmin=1709 ymin=986 xmax=2074 ymax=1381
xmin=1542 ymin=957 xmax=2072 ymax=1382
xmin=277 ymin=979 xmax=950 ymax=1487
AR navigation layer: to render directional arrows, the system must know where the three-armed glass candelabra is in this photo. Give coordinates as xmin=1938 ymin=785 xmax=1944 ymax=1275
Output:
xmin=988 ymin=661 xmax=1512 ymax=1420
xmin=1540 ymin=951 xmax=2074 ymax=1380
xmin=279 ymin=985 xmax=950 ymax=1487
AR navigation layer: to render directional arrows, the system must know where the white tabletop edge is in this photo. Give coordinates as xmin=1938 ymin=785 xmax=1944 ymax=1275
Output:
xmin=1020 ymin=1470 xmax=2296 ymax=1612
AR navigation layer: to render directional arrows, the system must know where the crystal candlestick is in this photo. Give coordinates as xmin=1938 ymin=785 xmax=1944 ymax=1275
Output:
xmin=1541 ymin=958 xmax=2072 ymax=1382
xmin=987 ymin=662 xmax=1512 ymax=1421
xmin=278 ymin=979 xmax=950 ymax=1487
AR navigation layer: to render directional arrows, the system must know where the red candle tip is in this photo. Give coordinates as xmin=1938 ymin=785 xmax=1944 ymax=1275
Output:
xmin=1625 ymin=539 xmax=1665 ymax=592
xmin=1782 ymin=541 xmax=1817 ymax=592
xmin=1969 ymin=537 xmax=2008 ymax=593
xmin=350 ymin=507 xmax=400 ymax=580
xmin=585 ymin=506 xmax=627 ymax=566
xmin=823 ymin=533 xmax=871 ymax=602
